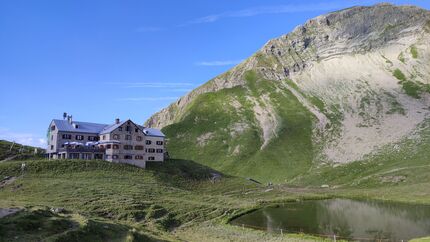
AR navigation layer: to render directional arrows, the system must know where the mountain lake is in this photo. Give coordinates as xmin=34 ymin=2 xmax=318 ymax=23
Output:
xmin=230 ymin=199 xmax=430 ymax=241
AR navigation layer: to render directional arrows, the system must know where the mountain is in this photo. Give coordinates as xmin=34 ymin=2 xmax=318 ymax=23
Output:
xmin=146 ymin=3 xmax=430 ymax=182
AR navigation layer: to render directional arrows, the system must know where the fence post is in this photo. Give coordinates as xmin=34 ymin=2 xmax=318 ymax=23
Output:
xmin=280 ymin=228 xmax=283 ymax=236
xmin=333 ymin=234 xmax=336 ymax=242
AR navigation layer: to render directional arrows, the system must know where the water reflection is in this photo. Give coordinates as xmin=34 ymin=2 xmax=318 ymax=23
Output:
xmin=231 ymin=199 xmax=430 ymax=241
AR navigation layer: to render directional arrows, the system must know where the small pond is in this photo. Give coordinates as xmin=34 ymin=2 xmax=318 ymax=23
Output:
xmin=231 ymin=199 xmax=430 ymax=241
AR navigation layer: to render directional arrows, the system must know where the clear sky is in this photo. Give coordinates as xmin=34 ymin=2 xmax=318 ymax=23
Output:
xmin=0 ymin=0 xmax=429 ymax=147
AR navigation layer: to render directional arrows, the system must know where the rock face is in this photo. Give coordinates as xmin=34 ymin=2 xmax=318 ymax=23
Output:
xmin=146 ymin=4 xmax=430 ymax=180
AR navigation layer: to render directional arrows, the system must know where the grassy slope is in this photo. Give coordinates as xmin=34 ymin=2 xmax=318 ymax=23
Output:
xmin=162 ymin=71 xmax=315 ymax=183
xmin=291 ymin=119 xmax=430 ymax=203
xmin=0 ymin=157 xmax=429 ymax=241
xmin=0 ymin=208 xmax=160 ymax=242
xmin=0 ymin=159 xmax=335 ymax=242
xmin=392 ymin=68 xmax=430 ymax=99
xmin=0 ymin=140 xmax=44 ymax=161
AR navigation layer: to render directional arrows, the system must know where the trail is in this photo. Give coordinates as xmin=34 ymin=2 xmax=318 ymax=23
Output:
xmin=0 ymin=155 xmax=18 ymax=163
xmin=352 ymin=164 xmax=430 ymax=185
xmin=0 ymin=176 xmax=17 ymax=189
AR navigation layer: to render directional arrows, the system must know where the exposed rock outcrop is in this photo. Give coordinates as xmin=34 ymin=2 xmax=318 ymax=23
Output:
xmin=146 ymin=3 xmax=430 ymax=164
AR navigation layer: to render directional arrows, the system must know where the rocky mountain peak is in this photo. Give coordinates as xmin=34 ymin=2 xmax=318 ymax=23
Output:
xmin=255 ymin=3 xmax=429 ymax=80
xmin=146 ymin=4 xmax=429 ymax=129
xmin=145 ymin=3 xmax=430 ymax=180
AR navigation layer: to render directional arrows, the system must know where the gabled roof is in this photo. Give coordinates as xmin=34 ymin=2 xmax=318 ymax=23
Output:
xmin=52 ymin=119 xmax=108 ymax=134
xmin=138 ymin=125 xmax=165 ymax=137
xmin=99 ymin=120 xmax=129 ymax=135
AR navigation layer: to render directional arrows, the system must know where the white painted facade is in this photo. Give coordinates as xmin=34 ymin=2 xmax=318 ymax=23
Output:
xmin=46 ymin=115 xmax=166 ymax=168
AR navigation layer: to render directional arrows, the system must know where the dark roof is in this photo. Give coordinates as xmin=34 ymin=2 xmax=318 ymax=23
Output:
xmin=141 ymin=126 xmax=165 ymax=137
xmin=52 ymin=119 xmax=165 ymax=137
xmin=52 ymin=119 xmax=108 ymax=134
xmin=99 ymin=120 xmax=128 ymax=135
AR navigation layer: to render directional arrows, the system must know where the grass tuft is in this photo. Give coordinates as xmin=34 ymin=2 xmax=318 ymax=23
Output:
xmin=410 ymin=45 xmax=418 ymax=59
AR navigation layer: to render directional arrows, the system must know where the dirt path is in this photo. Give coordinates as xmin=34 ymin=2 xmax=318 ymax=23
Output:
xmin=0 ymin=208 xmax=21 ymax=218
xmin=0 ymin=155 xmax=18 ymax=163
xmin=0 ymin=176 xmax=17 ymax=189
xmin=353 ymin=165 xmax=430 ymax=184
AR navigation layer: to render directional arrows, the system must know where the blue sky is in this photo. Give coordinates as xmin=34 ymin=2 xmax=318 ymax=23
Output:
xmin=0 ymin=0 xmax=429 ymax=147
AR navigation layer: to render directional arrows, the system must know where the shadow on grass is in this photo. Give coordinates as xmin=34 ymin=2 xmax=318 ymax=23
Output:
xmin=0 ymin=208 xmax=168 ymax=242
xmin=146 ymin=159 xmax=228 ymax=188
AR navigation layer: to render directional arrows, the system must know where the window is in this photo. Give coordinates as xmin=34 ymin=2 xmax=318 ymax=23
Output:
xmin=119 ymin=127 xmax=122 ymax=131
xmin=112 ymin=155 xmax=118 ymax=159
xmin=148 ymin=156 xmax=155 ymax=161
xmin=113 ymin=144 xmax=119 ymax=149
xmin=76 ymin=135 xmax=84 ymax=140
xmin=51 ymin=145 xmax=54 ymax=150
xmin=125 ymin=135 xmax=131 ymax=140
xmin=105 ymin=155 xmax=110 ymax=159
xmin=146 ymin=140 xmax=152 ymax=145
xmin=135 ymin=155 xmax=144 ymax=160
xmin=61 ymin=144 xmax=65 ymax=148
xmin=102 ymin=135 xmax=105 ymax=140
xmin=51 ymin=125 xmax=56 ymax=130
xmin=62 ymin=134 xmax=72 ymax=139
xmin=51 ymin=135 xmax=53 ymax=140
xmin=124 ymin=145 xmax=133 ymax=150
xmin=147 ymin=148 xmax=155 ymax=153
xmin=124 ymin=155 xmax=133 ymax=159
xmin=156 ymin=141 xmax=163 ymax=145
xmin=156 ymin=149 xmax=163 ymax=153
xmin=88 ymin=136 xmax=98 ymax=141
xmin=135 ymin=145 xmax=144 ymax=150
xmin=136 ymin=136 xmax=142 ymax=141
xmin=106 ymin=144 xmax=112 ymax=149
xmin=99 ymin=145 xmax=104 ymax=148
xmin=135 ymin=128 xmax=139 ymax=132
xmin=126 ymin=126 xmax=131 ymax=132
xmin=113 ymin=134 xmax=120 ymax=140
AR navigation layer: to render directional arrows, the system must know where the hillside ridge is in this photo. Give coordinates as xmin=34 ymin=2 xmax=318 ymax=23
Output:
xmin=146 ymin=3 xmax=430 ymax=129
xmin=145 ymin=3 xmax=430 ymax=181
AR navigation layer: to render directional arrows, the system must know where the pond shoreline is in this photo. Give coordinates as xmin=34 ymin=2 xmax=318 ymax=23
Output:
xmin=228 ymin=198 xmax=430 ymax=241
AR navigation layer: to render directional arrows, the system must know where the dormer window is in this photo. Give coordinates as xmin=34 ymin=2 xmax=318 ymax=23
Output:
xmin=51 ymin=125 xmax=56 ymax=130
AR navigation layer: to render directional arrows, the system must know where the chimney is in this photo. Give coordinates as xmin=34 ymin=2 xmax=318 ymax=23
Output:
xmin=115 ymin=118 xmax=120 ymax=124
xmin=63 ymin=112 xmax=67 ymax=119
xmin=67 ymin=115 xmax=73 ymax=124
